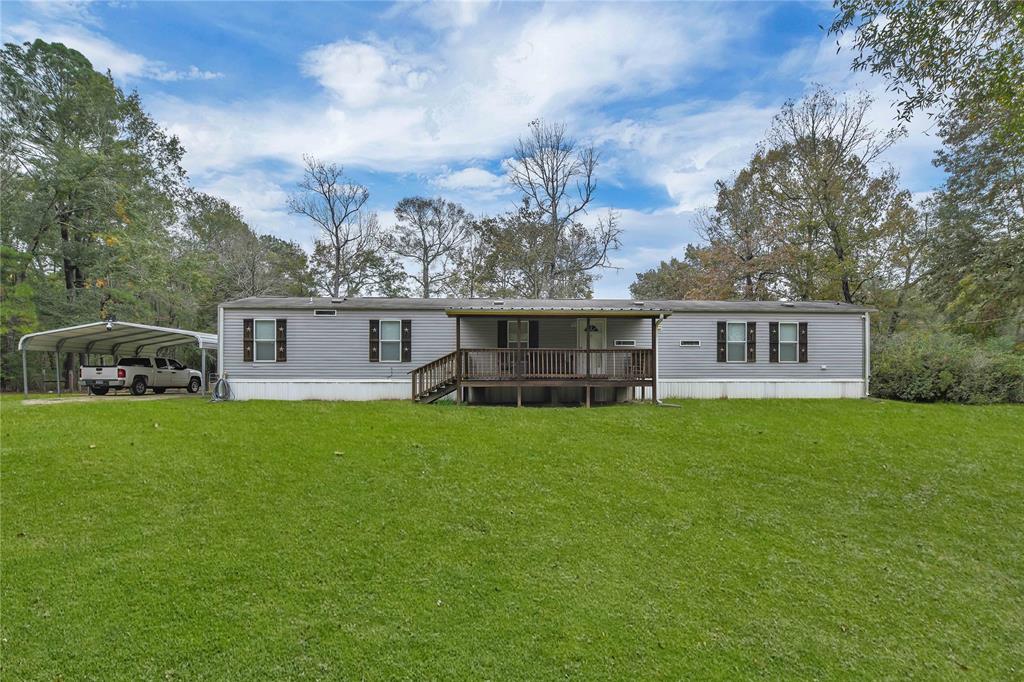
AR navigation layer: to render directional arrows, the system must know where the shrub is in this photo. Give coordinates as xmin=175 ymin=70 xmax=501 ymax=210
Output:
xmin=872 ymin=331 xmax=1024 ymax=403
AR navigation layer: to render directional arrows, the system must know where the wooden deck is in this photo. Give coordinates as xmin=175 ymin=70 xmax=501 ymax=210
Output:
xmin=411 ymin=348 xmax=657 ymax=405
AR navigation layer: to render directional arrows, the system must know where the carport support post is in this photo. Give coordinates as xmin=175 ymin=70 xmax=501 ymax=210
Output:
xmin=21 ymin=349 xmax=28 ymax=397
xmin=54 ymin=351 xmax=61 ymax=395
xmin=201 ymin=348 xmax=207 ymax=395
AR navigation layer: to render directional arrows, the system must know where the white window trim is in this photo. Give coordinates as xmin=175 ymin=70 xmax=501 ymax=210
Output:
xmin=506 ymin=320 xmax=530 ymax=348
xmin=679 ymin=340 xmax=700 ymax=347
xmin=614 ymin=339 xmax=636 ymax=347
xmin=778 ymin=321 xmax=799 ymax=363
xmin=379 ymin=318 xmax=403 ymax=363
xmin=726 ymin=320 xmax=747 ymax=363
xmin=253 ymin=318 xmax=277 ymax=363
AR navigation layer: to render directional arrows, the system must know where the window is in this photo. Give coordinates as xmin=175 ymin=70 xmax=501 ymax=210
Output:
xmin=726 ymin=322 xmax=747 ymax=362
xmin=155 ymin=358 xmax=168 ymax=369
xmin=379 ymin=320 xmax=402 ymax=362
xmin=614 ymin=339 xmax=636 ymax=347
xmin=506 ymin=321 xmax=529 ymax=348
xmin=779 ymin=322 xmax=799 ymax=362
xmin=679 ymin=340 xmax=700 ymax=347
xmin=169 ymin=359 xmax=185 ymax=370
xmin=314 ymin=309 xmax=336 ymax=316
xmin=254 ymin=319 xmax=277 ymax=362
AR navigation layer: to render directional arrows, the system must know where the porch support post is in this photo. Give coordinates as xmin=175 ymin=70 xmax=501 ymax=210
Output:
xmin=651 ymin=316 xmax=658 ymax=404
xmin=201 ymin=348 xmax=207 ymax=395
xmin=22 ymin=349 xmax=28 ymax=397
xmin=455 ymin=316 xmax=462 ymax=404
xmin=55 ymin=351 xmax=61 ymax=396
xmin=585 ymin=317 xmax=591 ymax=378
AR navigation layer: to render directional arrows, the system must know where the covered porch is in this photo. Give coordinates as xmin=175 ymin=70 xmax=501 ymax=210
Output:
xmin=411 ymin=304 xmax=668 ymax=406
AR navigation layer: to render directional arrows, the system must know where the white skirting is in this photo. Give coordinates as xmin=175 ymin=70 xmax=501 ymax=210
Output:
xmin=226 ymin=379 xmax=411 ymax=401
xmin=658 ymin=379 xmax=866 ymax=399
xmin=225 ymin=378 xmax=866 ymax=401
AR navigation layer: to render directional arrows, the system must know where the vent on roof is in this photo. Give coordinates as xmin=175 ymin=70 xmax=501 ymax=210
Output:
xmin=492 ymin=300 xmax=505 ymax=306
xmin=781 ymin=302 xmax=795 ymax=307
xmin=331 ymin=298 xmax=344 ymax=304
xmin=314 ymin=309 xmax=337 ymax=317
xmin=631 ymin=300 xmax=645 ymax=306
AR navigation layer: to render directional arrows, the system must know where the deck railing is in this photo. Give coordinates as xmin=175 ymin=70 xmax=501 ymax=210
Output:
xmin=459 ymin=348 xmax=653 ymax=382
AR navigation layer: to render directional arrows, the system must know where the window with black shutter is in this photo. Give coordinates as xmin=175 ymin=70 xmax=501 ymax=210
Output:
xmin=716 ymin=321 xmax=727 ymax=362
xmin=401 ymin=319 xmax=412 ymax=362
xmin=243 ymin=318 xmax=254 ymax=362
xmin=276 ymin=319 xmax=287 ymax=362
xmin=798 ymin=322 xmax=809 ymax=362
xmin=369 ymin=319 xmax=380 ymax=362
xmin=746 ymin=321 xmax=756 ymax=362
xmin=769 ymin=322 xmax=779 ymax=363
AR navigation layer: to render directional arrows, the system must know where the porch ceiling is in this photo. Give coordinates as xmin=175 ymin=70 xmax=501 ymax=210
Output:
xmin=446 ymin=307 xmax=671 ymax=318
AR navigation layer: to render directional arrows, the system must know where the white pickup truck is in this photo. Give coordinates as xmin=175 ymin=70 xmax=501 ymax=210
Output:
xmin=79 ymin=357 xmax=203 ymax=396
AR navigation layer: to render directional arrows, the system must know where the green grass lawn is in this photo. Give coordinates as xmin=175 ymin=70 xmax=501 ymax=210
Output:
xmin=2 ymin=397 xmax=1022 ymax=679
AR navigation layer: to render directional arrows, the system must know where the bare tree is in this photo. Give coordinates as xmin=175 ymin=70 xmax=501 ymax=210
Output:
xmin=506 ymin=119 xmax=602 ymax=297
xmin=392 ymin=197 xmax=472 ymax=297
xmin=288 ymin=155 xmax=401 ymax=296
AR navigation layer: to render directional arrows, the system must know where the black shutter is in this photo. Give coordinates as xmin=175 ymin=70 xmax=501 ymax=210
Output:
xmin=243 ymin=318 xmax=254 ymax=362
xmin=716 ymin=321 xmax=726 ymax=362
xmin=799 ymin=322 xmax=809 ymax=363
xmin=497 ymin=320 xmax=508 ymax=348
xmin=528 ymin=320 xmax=539 ymax=348
xmin=369 ymin=319 xmax=379 ymax=362
xmin=401 ymin=319 xmax=412 ymax=362
xmin=276 ymin=319 xmax=287 ymax=362
xmin=746 ymin=322 xmax=756 ymax=363
xmin=769 ymin=322 xmax=779 ymax=363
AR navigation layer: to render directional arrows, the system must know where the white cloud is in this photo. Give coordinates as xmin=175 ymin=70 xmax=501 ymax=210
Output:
xmin=433 ymin=167 xmax=505 ymax=191
xmin=302 ymin=40 xmax=433 ymax=108
xmin=152 ymin=3 xmax=738 ymax=178
xmin=2 ymin=19 xmax=222 ymax=83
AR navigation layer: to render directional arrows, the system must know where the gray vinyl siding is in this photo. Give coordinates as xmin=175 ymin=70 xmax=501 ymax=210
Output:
xmin=658 ymin=313 xmax=865 ymax=379
xmin=221 ymin=308 xmax=454 ymax=379
xmin=222 ymin=306 xmax=866 ymax=382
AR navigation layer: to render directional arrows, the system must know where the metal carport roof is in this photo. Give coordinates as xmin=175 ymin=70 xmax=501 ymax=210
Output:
xmin=18 ymin=321 xmax=217 ymax=355
xmin=17 ymin=321 xmax=217 ymax=397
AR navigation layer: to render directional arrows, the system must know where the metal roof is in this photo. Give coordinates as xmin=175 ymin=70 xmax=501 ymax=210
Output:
xmin=220 ymin=296 xmax=875 ymax=314
xmin=18 ymin=321 xmax=217 ymax=355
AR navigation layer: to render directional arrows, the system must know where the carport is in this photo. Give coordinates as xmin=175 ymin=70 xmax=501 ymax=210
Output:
xmin=17 ymin=321 xmax=218 ymax=396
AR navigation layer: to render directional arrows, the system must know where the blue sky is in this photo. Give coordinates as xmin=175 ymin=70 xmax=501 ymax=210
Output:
xmin=2 ymin=1 xmax=944 ymax=297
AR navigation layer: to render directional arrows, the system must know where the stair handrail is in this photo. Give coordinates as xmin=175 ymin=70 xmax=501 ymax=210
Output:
xmin=409 ymin=350 xmax=459 ymax=399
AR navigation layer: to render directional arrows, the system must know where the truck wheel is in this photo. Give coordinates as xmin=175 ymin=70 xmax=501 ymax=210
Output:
xmin=153 ymin=387 xmax=166 ymax=394
xmin=89 ymin=386 xmax=109 ymax=396
xmin=130 ymin=377 xmax=148 ymax=396
xmin=187 ymin=377 xmax=201 ymax=394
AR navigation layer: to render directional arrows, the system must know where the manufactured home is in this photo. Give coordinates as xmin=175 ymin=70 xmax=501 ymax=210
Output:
xmin=216 ymin=297 xmax=872 ymax=404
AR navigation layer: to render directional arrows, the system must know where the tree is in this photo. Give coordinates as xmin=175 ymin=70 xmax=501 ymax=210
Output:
xmin=1 ymin=39 xmax=187 ymax=387
xmin=757 ymin=87 xmax=906 ymax=303
xmin=629 ymin=249 xmax=706 ymax=300
xmin=695 ymin=167 xmax=788 ymax=300
xmin=392 ymin=197 xmax=472 ymax=297
xmin=830 ymin=1 xmax=1024 ymax=138
xmin=925 ymin=99 xmax=1024 ymax=339
xmin=467 ymin=199 xmax=620 ymax=299
xmin=506 ymin=120 xmax=618 ymax=297
xmin=288 ymin=156 xmax=403 ymax=296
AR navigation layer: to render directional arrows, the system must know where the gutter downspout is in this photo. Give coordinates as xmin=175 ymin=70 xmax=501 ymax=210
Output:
xmin=863 ymin=312 xmax=871 ymax=397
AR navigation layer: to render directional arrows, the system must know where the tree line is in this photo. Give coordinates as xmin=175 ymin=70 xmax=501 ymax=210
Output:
xmin=632 ymin=1 xmax=1023 ymax=345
